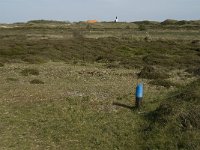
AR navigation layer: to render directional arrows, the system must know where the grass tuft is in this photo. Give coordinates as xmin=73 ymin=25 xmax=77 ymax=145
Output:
xmin=21 ymin=68 xmax=40 ymax=76
xmin=0 ymin=62 xmax=4 ymax=67
xmin=142 ymin=79 xmax=200 ymax=149
xmin=138 ymin=66 xmax=169 ymax=79
xmin=149 ymin=79 xmax=177 ymax=88
xmin=22 ymin=55 xmax=48 ymax=64
xmin=30 ymin=79 xmax=44 ymax=84
xmin=6 ymin=77 xmax=19 ymax=81
xmin=186 ymin=67 xmax=200 ymax=76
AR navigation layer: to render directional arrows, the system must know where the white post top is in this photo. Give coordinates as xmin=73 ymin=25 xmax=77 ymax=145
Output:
xmin=115 ymin=16 xmax=118 ymax=22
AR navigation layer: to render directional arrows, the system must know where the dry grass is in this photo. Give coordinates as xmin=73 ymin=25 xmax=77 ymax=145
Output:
xmin=0 ymin=62 xmax=184 ymax=149
xmin=0 ymin=21 xmax=199 ymax=149
xmin=142 ymin=79 xmax=200 ymax=150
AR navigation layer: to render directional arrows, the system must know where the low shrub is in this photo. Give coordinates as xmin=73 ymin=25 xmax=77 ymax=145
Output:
xmin=161 ymin=19 xmax=178 ymax=25
xmin=186 ymin=67 xmax=200 ymax=76
xmin=138 ymin=25 xmax=146 ymax=31
xmin=138 ymin=66 xmax=169 ymax=79
xmin=21 ymin=68 xmax=39 ymax=76
xmin=30 ymin=79 xmax=44 ymax=84
xmin=105 ymin=62 xmax=120 ymax=69
xmin=143 ymin=79 xmax=200 ymax=149
xmin=22 ymin=55 xmax=48 ymax=64
xmin=142 ymin=54 xmax=175 ymax=67
xmin=0 ymin=62 xmax=4 ymax=67
xmin=72 ymin=30 xmax=84 ymax=38
xmin=149 ymin=79 xmax=176 ymax=88
xmin=6 ymin=77 xmax=19 ymax=81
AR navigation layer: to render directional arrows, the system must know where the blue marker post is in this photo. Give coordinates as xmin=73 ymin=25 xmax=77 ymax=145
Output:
xmin=135 ymin=83 xmax=143 ymax=108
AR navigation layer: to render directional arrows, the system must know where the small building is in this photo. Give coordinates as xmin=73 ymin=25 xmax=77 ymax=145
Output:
xmin=86 ymin=20 xmax=97 ymax=24
xmin=115 ymin=16 xmax=118 ymax=23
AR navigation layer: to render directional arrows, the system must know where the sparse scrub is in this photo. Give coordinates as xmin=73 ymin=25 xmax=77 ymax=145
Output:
xmin=144 ymin=36 xmax=151 ymax=42
xmin=138 ymin=25 xmax=146 ymax=31
xmin=21 ymin=68 xmax=40 ymax=76
xmin=30 ymin=79 xmax=44 ymax=84
xmin=186 ymin=67 xmax=200 ymax=76
xmin=142 ymin=79 xmax=200 ymax=149
xmin=95 ymin=56 xmax=104 ymax=62
xmin=138 ymin=66 xmax=169 ymax=79
xmin=142 ymin=54 xmax=175 ymax=67
xmin=0 ymin=48 xmax=27 ymax=56
xmin=22 ymin=55 xmax=48 ymax=64
xmin=72 ymin=30 xmax=84 ymax=38
xmin=125 ymin=25 xmax=131 ymax=29
xmin=0 ymin=62 xmax=4 ymax=67
xmin=86 ymin=24 xmax=92 ymax=30
xmin=105 ymin=61 xmax=121 ymax=69
xmin=191 ymin=40 xmax=200 ymax=46
xmin=161 ymin=19 xmax=178 ymax=25
xmin=6 ymin=77 xmax=19 ymax=81
xmin=0 ymin=20 xmax=200 ymax=149
xmin=149 ymin=79 xmax=176 ymax=88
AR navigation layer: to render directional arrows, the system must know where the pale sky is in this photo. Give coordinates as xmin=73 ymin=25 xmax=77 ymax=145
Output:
xmin=0 ymin=0 xmax=199 ymax=23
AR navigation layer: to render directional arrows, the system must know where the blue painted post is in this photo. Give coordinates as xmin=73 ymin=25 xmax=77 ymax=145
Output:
xmin=135 ymin=83 xmax=143 ymax=108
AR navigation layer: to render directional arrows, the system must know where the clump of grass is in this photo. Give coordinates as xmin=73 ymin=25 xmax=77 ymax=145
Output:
xmin=142 ymin=79 xmax=200 ymax=149
xmin=86 ymin=24 xmax=92 ymax=30
xmin=0 ymin=48 xmax=27 ymax=56
xmin=125 ymin=25 xmax=131 ymax=29
xmin=191 ymin=40 xmax=200 ymax=46
xmin=30 ymin=79 xmax=44 ymax=84
xmin=21 ymin=68 xmax=39 ymax=76
xmin=22 ymin=55 xmax=48 ymax=64
xmin=149 ymin=79 xmax=176 ymax=88
xmin=138 ymin=66 xmax=169 ymax=79
xmin=142 ymin=54 xmax=175 ymax=67
xmin=0 ymin=94 xmax=142 ymax=149
xmin=186 ymin=67 xmax=200 ymax=76
xmin=105 ymin=62 xmax=120 ymax=69
xmin=95 ymin=56 xmax=104 ymax=62
xmin=0 ymin=62 xmax=4 ymax=67
xmin=6 ymin=77 xmax=19 ymax=81
xmin=144 ymin=36 xmax=151 ymax=42
xmin=161 ymin=19 xmax=178 ymax=25
xmin=72 ymin=30 xmax=84 ymax=38
xmin=138 ymin=25 xmax=146 ymax=31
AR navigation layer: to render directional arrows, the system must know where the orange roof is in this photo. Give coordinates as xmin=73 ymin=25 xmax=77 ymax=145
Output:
xmin=86 ymin=20 xmax=97 ymax=24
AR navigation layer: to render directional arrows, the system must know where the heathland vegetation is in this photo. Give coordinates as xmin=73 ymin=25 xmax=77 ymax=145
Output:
xmin=0 ymin=20 xmax=199 ymax=149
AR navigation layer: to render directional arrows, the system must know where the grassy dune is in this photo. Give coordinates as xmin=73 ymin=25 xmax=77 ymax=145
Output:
xmin=0 ymin=21 xmax=199 ymax=149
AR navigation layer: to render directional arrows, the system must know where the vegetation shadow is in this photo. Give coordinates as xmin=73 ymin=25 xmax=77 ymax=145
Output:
xmin=112 ymin=102 xmax=135 ymax=110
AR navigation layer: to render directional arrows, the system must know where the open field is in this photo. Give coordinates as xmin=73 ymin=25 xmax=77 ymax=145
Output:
xmin=0 ymin=20 xmax=200 ymax=149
